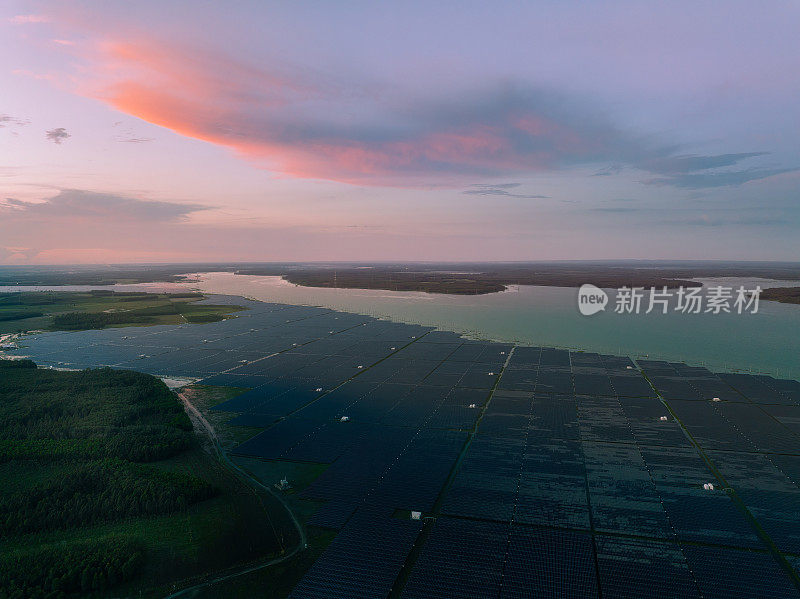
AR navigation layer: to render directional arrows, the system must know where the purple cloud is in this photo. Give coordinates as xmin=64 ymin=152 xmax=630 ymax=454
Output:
xmin=1 ymin=189 xmax=210 ymax=222
xmin=45 ymin=127 xmax=71 ymax=144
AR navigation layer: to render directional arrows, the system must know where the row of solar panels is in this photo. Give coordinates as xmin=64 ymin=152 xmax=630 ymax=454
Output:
xmin=292 ymin=513 xmax=799 ymax=599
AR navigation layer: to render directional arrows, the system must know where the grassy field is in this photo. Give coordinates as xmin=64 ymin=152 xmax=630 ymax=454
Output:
xmin=0 ymin=290 xmax=245 ymax=334
xmin=0 ymin=362 xmax=291 ymax=598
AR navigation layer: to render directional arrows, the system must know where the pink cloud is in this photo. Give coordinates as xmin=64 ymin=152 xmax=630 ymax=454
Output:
xmin=54 ymin=34 xmax=652 ymax=186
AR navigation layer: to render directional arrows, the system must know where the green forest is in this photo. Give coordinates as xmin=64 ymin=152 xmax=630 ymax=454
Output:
xmin=0 ymin=360 xmax=281 ymax=598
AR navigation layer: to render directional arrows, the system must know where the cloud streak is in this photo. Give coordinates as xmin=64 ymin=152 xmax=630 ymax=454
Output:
xmin=9 ymin=14 xmax=49 ymax=25
xmin=643 ymin=167 xmax=797 ymax=189
xmin=640 ymin=153 xmax=769 ymax=175
xmin=0 ymin=114 xmax=29 ymax=128
xmin=463 ymin=183 xmax=549 ymax=199
xmin=1 ymin=189 xmax=210 ymax=222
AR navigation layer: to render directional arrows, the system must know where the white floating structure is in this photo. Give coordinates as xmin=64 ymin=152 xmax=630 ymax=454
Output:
xmin=660 ymin=416 xmax=668 ymax=421
xmin=340 ymin=416 xmax=350 ymax=422
xmin=712 ymin=397 xmax=721 ymax=402
xmin=626 ymin=366 xmax=633 ymax=370
xmin=357 ymin=365 xmax=363 ymax=369
xmin=469 ymin=403 xmax=477 ymax=409
xmin=315 ymin=387 xmax=323 ymax=392
xmin=410 ymin=511 xmax=422 ymax=520
xmin=703 ymin=482 xmax=715 ymax=491
xmin=488 ymin=372 xmax=495 ymax=376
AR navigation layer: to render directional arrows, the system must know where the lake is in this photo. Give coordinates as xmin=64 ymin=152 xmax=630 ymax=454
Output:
xmin=189 ymin=272 xmax=800 ymax=380
xmin=2 ymin=272 xmax=797 ymax=380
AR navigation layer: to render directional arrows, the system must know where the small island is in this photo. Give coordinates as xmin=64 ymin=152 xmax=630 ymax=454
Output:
xmin=761 ymin=287 xmax=800 ymax=305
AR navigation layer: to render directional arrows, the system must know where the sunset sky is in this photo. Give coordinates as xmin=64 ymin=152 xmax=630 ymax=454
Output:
xmin=1 ymin=1 xmax=798 ymax=264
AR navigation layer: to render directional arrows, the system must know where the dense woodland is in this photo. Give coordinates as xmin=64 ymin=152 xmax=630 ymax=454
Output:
xmin=0 ymin=536 xmax=145 ymax=598
xmin=0 ymin=360 xmax=217 ymax=598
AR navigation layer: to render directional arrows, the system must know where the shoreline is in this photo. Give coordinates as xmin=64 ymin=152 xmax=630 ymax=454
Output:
xmin=3 ymin=288 xmax=797 ymax=382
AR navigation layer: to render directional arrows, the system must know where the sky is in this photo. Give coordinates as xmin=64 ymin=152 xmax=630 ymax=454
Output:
xmin=1 ymin=0 xmax=799 ymax=264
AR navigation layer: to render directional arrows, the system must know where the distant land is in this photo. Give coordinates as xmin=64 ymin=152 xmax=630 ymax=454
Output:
xmin=1 ymin=261 xmax=799 ymax=296
xmin=761 ymin=287 xmax=800 ymax=305
xmin=0 ymin=290 xmax=244 ymax=334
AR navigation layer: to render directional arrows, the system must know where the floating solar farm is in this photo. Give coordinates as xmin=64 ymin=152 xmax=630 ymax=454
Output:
xmin=6 ymin=295 xmax=800 ymax=598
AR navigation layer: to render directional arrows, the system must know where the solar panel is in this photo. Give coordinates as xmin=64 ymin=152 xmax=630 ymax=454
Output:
xmin=501 ymin=526 xmax=598 ymax=598
xmin=595 ymin=536 xmax=699 ymax=598
xmin=291 ymin=509 xmax=422 ymax=599
xmin=401 ymin=517 xmax=509 ymax=599
xmin=681 ymin=545 xmax=799 ymax=599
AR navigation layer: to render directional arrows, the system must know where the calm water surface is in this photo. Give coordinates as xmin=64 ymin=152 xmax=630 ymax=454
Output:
xmin=2 ymin=273 xmax=797 ymax=379
xmin=192 ymin=272 xmax=800 ymax=379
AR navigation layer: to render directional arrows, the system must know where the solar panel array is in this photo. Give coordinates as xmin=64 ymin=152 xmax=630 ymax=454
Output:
xmin=6 ymin=296 xmax=800 ymax=597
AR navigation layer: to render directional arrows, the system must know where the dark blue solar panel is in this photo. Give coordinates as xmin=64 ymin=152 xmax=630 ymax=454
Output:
xmin=401 ymin=517 xmax=509 ymax=599
xmin=291 ymin=509 xmax=421 ymax=599
xmin=501 ymin=526 xmax=598 ymax=598
xmin=306 ymin=500 xmax=358 ymax=529
xmin=583 ymin=441 xmax=673 ymax=538
xmin=611 ymin=374 xmax=657 ymax=398
xmin=574 ymin=373 xmax=615 ymax=396
xmin=231 ymin=417 xmax=320 ymax=459
xmin=595 ymin=537 xmax=700 ymax=598
xmin=681 ymin=545 xmax=800 ymax=599
xmin=226 ymin=413 xmax=279 ymax=428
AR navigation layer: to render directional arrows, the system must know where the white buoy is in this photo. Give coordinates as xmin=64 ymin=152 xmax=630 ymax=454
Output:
xmin=660 ymin=416 xmax=668 ymax=421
